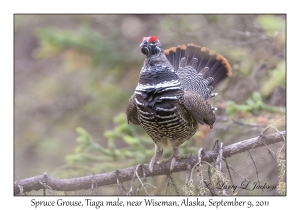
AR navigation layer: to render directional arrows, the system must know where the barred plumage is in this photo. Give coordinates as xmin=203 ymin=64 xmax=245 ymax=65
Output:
xmin=126 ymin=36 xmax=232 ymax=172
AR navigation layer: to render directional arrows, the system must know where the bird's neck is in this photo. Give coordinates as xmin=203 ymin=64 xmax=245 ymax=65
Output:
xmin=143 ymin=53 xmax=172 ymax=69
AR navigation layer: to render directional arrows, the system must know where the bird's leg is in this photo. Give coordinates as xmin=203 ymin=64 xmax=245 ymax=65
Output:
xmin=149 ymin=144 xmax=163 ymax=173
xmin=170 ymin=146 xmax=180 ymax=172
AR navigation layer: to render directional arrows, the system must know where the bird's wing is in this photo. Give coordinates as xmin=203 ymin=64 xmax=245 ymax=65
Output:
xmin=183 ymin=89 xmax=215 ymax=128
xmin=126 ymin=94 xmax=140 ymax=125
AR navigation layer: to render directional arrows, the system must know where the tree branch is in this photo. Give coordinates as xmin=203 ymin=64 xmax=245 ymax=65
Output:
xmin=14 ymin=130 xmax=286 ymax=195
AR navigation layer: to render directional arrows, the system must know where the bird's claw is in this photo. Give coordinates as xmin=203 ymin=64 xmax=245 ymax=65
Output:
xmin=149 ymin=160 xmax=154 ymax=173
xmin=170 ymin=156 xmax=178 ymax=172
xmin=149 ymin=160 xmax=161 ymax=173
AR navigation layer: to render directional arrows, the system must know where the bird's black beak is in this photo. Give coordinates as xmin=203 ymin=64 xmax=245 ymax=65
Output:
xmin=140 ymin=42 xmax=151 ymax=56
xmin=141 ymin=46 xmax=151 ymax=56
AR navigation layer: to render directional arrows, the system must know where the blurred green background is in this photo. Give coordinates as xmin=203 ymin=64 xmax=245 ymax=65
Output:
xmin=14 ymin=14 xmax=286 ymax=195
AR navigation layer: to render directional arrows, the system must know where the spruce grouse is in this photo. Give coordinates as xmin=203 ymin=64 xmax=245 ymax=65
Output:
xmin=126 ymin=36 xmax=232 ymax=172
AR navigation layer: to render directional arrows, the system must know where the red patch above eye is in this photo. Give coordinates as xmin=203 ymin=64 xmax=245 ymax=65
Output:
xmin=141 ymin=36 xmax=146 ymax=42
xmin=149 ymin=36 xmax=158 ymax=43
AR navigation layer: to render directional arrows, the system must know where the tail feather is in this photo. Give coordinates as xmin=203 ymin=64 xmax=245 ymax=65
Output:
xmin=165 ymin=45 xmax=186 ymax=71
xmin=164 ymin=44 xmax=232 ymax=88
xmin=185 ymin=44 xmax=197 ymax=67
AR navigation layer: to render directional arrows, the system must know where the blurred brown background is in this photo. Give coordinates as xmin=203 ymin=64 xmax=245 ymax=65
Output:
xmin=14 ymin=14 xmax=286 ymax=195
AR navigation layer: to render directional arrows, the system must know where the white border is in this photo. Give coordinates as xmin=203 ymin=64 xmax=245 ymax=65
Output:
xmin=3 ymin=0 xmax=296 ymax=209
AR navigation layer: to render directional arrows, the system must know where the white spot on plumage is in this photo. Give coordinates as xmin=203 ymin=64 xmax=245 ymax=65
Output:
xmin=156 ymin=113 xmax=176 ymax=119
xmin=159 ymin=96 xmax=178 ymax=100
xmin=136 ymin=80 xmax=181 ymax=91
xmin=156 ymin=106 xmax=177 ymax=112
xmin=134 ymin=91 xmax=143 ymax=95
xmin=135 ymin=98 xmax=144 ymax=106
xmin=157 ymin=117 xmax=178 ymax=124
xmin=136 ymin=106 xmax=152 ymax=115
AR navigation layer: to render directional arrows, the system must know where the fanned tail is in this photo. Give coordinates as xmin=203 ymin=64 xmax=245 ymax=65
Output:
xmin=165 ymin=44 xmax=232 ymax=88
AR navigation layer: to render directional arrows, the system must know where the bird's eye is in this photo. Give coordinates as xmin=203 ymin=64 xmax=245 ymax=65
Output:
xmin=152 ymin=40 xmax=156 ymax=44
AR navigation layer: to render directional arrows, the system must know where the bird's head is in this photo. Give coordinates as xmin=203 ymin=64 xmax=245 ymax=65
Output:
xmin=140 ymin=36 xmax=164 ymax=58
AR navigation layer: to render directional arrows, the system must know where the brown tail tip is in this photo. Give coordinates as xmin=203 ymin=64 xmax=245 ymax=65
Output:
xmin=164 ymin=43 xmax=232 ymax=81
xmin=187 ymin=44 xmax=232 ymax=77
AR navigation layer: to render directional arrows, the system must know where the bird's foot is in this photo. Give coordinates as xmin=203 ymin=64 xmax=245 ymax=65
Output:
xmin=169 ymin=147 xmax=180 ymax=172
xmin=149 ymin=145 xmax=163 ymax=173
xmin=149 ymin=159 xmax=161 ymax=173
xmin=170 ymin=155 xmax=180 ymax=172
xmin=149 ymin=159 xmax=155 ymax=174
